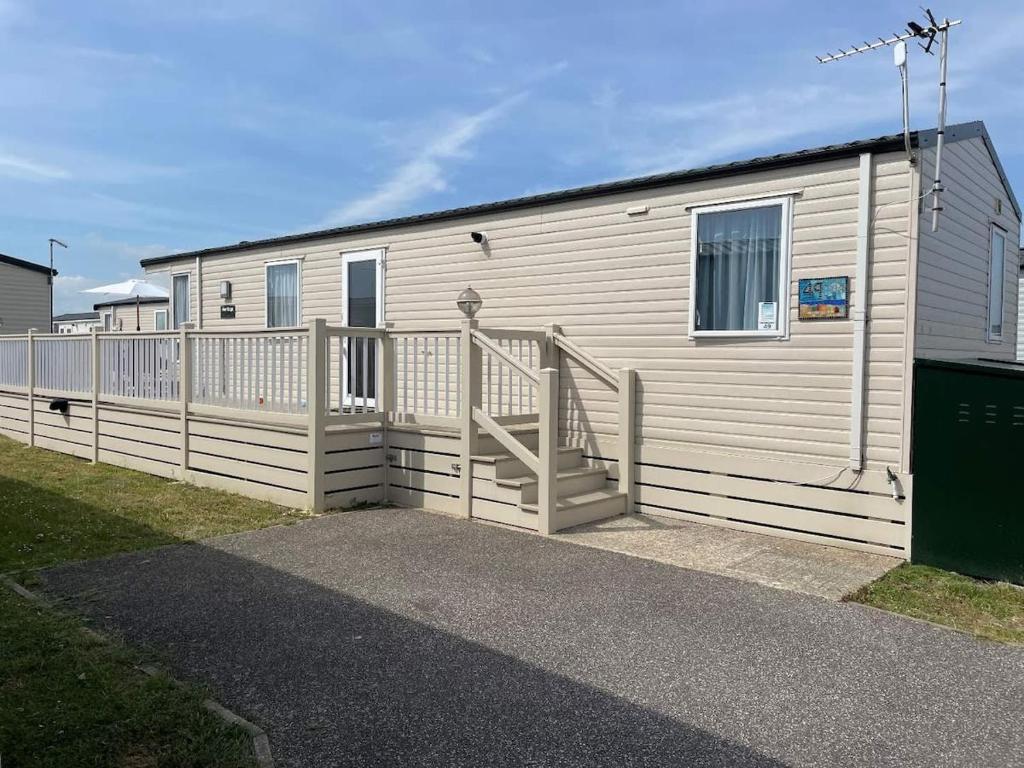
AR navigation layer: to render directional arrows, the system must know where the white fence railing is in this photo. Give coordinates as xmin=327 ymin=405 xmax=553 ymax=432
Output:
xmin=0 ymin=324 xmax=546 ymax=424
xmin=324 ymin=327 xmax=383 ymax=415
xmin=393 ymin=331 xmax=461 ymax=418
xmin=480 ymin=334 xmax=541 ymax=418
xmin=192 ymin=331 xmax=307 ymax=414
xmin=37 ymin=336 xmax=93 ymax=394
xmin=0 ymin=337 xmax=29 ymax=388
xmin=99 ymin=335 xmax=179 ymax=401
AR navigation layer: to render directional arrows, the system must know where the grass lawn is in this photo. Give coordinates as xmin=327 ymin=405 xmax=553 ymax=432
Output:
xmin=849 ymin=563 xmax=1024 ymax=645
xmin=0 ymin=435 xmax=309 ymax=573
xmin=0 ymin=434 xmax=313 ymax=766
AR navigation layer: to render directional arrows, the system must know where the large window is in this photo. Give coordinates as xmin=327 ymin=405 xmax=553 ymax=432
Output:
xmin=690 ymin=198 xmax=791 ymax=337
xmin=266 ymin=260 xmax=300 ymax=328
xmin=172 ymin=273 xmax=190 ymax=329
xmin=987 ymin=225 xmax=1006 ymax=341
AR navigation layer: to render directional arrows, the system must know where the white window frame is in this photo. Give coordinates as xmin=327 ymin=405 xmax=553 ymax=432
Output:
xmin=341 ymin=249 xmax=385 ymax=328
xmin=264 ymin=258 xmax=303 ymax=329
xmin=986 ymin=223 xmax=1007 ymax=343
xmin=688 ymin=196 xmax=793 ymax=339
xmin=171 ymin=272 xmax=191 ymax=329
xmin=341 ymin=248 xmax=385 ymax=408
xmin=101 ymin=311 xmax=112 ymax=332
xmin=153 ymin=308 xmax=168 ymax=331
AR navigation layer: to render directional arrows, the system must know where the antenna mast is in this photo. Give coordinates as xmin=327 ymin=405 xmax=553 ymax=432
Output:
xmin=816 ymin=10 xmax=962 ymax=232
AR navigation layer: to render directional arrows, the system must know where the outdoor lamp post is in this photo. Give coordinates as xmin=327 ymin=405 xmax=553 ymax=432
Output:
xmin=48 ymin=238 xmax=68 ymax=328
xmin=456 ymin=286 xmax=482 ymax=318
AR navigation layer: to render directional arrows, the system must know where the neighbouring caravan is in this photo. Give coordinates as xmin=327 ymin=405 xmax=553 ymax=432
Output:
xmin=4 ymin=120 xmax=1017 ymax=560
xmin=94 ymin=296 xmax=171 ymax=333
xmin=53 ymin=312 xmax=102 ymax=334
xmin=0 ymin=253 xmax=56 ymax=335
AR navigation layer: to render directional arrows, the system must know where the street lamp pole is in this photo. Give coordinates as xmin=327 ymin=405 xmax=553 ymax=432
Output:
xmin=48 ymin=238 xmax=67 ymax=330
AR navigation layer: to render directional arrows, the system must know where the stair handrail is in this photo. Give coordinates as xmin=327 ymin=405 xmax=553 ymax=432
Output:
xmin=551 ymin=332 xmax=617 ymax=390
xmin=548 ymin=328 xmax=635 ymax=510
xmin=459 ymin=319 xmax=558 ymax=535
xmin=471 ymin=329 xmax=539 ymax=385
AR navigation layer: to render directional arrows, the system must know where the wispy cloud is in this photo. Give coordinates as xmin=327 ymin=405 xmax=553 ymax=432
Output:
xmin=0 ymin=152 xmax=71 ymax=180
xmin=321 ymin=92 xmax=528 ymax=226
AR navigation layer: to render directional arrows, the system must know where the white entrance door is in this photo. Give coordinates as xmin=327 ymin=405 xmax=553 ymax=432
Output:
xmin=341 ymin=249 xmax=384 ymax=408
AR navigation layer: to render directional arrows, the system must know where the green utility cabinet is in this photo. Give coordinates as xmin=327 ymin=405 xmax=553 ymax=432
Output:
xmin=912 ymin=358 xmax=1024 ymax=584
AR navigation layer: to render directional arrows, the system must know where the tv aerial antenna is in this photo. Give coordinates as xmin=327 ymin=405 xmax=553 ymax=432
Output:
xmin=816 ymin=9 xmax=962 ymax=232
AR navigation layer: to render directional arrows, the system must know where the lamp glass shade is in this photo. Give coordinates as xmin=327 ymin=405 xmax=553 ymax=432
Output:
xmin=456 ymin=286 xmax=483 ymax=318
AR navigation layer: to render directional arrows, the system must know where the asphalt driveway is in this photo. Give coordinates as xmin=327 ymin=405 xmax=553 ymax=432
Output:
xmin=39 ymin=509 xmax=1024 ymax=767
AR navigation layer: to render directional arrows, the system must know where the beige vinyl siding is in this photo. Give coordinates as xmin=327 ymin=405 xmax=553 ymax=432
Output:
xmin=1018 ymin=272 xmax=1024 ymax=361
xmin=146 ymin=152 xmax=914 ymax=474
xmin=915 ymin=135 xmax=1021 ymax=359
xmin=0 ymin=262 xmax=51 ymax=334
xmin=148 ymin=265 xmax=198 ymax=327
xmin=97 ymin=301 xmax=170 ymax=332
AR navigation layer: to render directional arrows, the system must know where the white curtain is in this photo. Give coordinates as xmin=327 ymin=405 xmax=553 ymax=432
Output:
xmin=267 ymin=263 xmax=299 ymax=327
xmin=695 ymin=205 xmax=781 ymax=331
xmin=172 ymin=275 xmax=190 ymax=329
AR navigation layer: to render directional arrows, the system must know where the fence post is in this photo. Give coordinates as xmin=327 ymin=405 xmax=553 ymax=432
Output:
xmin=91 ymin=328 xmax=100 ymax=463
xmin=378 ymin=323 xmax=394 ymax=502
xmin=537 ymin=367 xmax=559 ymax=535
xmin=542 ymin=322 xmax=561 ymax=371
xmin=178 ymin=323 xmax=193 ymax=480
xmin=617 ymin=367 xmax=636 ymax=510
xmin=458 ymin=318 xmax=481 ymax=518
xmin=306 ymin=319 xmax=326 ymax=513
xmin=26 ymin=329 xmax=36 ymax=447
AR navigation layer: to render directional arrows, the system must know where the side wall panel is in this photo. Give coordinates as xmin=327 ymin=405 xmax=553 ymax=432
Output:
xmin=0 ymin=262 xmax=51 ymax=335
xmin=915 ymin=133 xmax=1021 ymax=359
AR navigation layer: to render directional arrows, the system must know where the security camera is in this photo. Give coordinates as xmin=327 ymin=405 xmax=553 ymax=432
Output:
xmin=470 ymin=231 xmax=488 ymax=245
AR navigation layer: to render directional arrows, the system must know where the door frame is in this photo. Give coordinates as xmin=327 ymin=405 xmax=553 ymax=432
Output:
xmin=341 ymin=248 xmax=385 ymax=408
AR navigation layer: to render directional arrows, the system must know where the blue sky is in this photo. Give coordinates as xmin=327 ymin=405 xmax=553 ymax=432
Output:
xmin=1 ymin=0 xmax=1021 ymax=313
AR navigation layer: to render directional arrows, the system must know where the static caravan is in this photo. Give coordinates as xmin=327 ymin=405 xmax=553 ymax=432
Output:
xmin=53 ymin=312 xmax=102 ymax=335
xmin=0 ymin=253 xmax=56 ymax=335
xmin=94 ymin=296 xmax=171 ymax=333
xmin=0 ymin=120 xmax=1016 ymax=563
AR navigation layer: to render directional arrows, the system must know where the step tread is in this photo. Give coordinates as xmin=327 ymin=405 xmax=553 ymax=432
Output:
xmin=495 ymin=466 xmax=606 ymax=489
xmin=520 ymin=488 xmax=627 ymax=513
xmin=472 ymin=446 xmax=582 ymax=464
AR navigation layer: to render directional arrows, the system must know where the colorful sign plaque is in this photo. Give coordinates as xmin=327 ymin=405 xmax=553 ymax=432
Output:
xmin=798 ymin=276 xmax=849 ymax=320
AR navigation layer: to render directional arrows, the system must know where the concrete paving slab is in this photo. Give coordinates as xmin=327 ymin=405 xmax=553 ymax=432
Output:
xmin=556 ymin=513 xmax=900 ymax=599
xmin=39 ymin=509 xmax=1023 ymax=768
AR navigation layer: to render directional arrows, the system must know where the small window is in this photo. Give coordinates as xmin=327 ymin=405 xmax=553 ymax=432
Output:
xmin=987 ymin=226 xmax=1006 ymax=341
xmin=266 ymin=261 xmax=300 ymax=328
xmin=154 ymin=309 xmax=168 ymax=331
xmin=690 ymin=198 xmax=791 ymax=336
xmin=102 ymin=312 xmax=112 ymax=332
xmin=172 ymin=273 xmax=190 ymax=329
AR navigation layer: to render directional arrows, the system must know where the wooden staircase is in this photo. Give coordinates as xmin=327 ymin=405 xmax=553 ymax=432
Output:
xmin=469 ymin=427 xmax=628 ymax=532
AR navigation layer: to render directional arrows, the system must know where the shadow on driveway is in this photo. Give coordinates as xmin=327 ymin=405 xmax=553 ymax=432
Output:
xmin=39 ymin=509 xmax=1024 ymax=767
xmin=39 ymin=517 xmax=785 ymax=767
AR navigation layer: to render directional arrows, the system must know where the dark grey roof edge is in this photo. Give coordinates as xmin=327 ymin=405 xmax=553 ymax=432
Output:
xmin=52 ymin=311 xmax=100 ymax=322
xmin=919 ymin=121 xmax=1021 ymax=219
xmin=94 ymin=296 xmax=169 ymax=310
xmin=0 ymin=252 xmax=57 ymax=276
xmin=140 ymin=128 xmax=922 ymax=268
